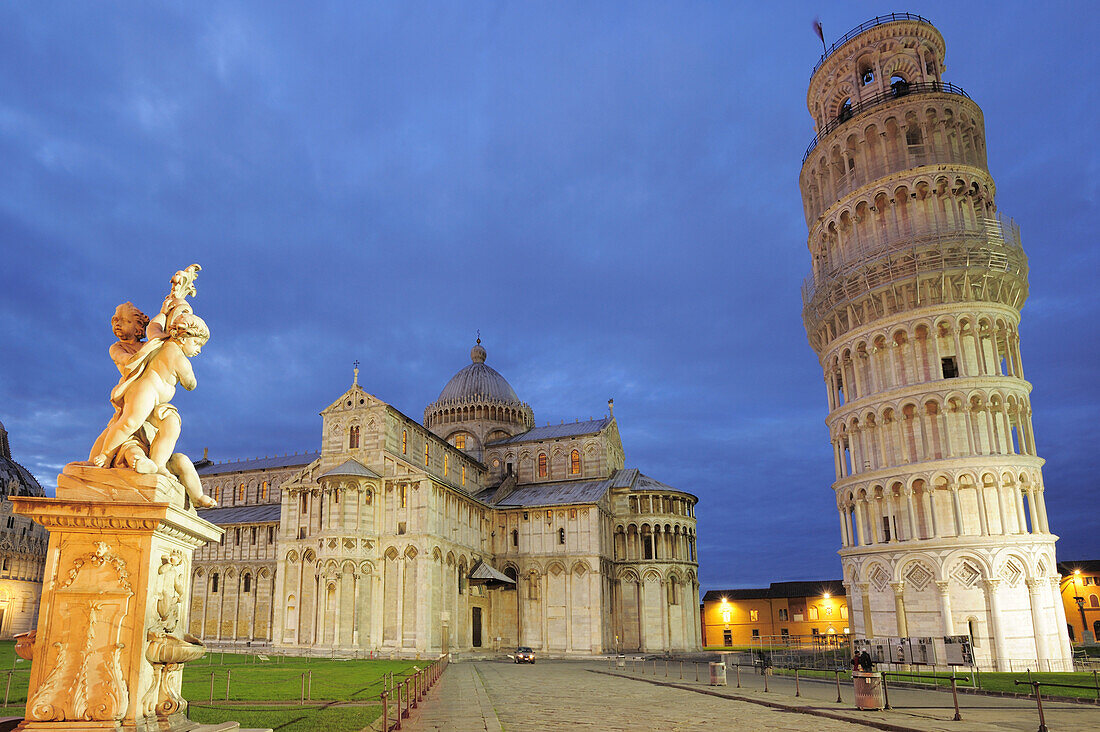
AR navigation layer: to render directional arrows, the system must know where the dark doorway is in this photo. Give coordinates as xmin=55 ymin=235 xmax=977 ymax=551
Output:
xmin=472 ymin=607 xmax=482 ymax=648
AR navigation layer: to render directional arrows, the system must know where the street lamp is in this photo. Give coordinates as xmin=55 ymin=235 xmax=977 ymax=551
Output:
xmin=1073 ymin=570 xmax=1090 ymax=643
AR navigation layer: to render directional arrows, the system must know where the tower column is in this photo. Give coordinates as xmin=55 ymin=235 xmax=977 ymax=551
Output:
xmin=892 ymin=583 xmax=908 ymax=636
xmin=1026 ymin=579 xmax=1050 ymax=667
xmin=984 ymin=579 xmax=1009 ymax=671
xmin=936 ymin=581 xmax=954 ymax=635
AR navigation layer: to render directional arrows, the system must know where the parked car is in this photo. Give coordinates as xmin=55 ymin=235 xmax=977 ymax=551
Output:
xmin=514 ymin=646 xmax=535 ymax=664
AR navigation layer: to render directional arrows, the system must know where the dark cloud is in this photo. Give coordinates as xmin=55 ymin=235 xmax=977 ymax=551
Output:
xmin=1 ymin=2 xmax=1096 ymax=594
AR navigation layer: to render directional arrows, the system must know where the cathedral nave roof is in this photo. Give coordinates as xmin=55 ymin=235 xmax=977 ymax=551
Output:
xmin=196 ymin=503 xmax=282 ymax=526
xmin=486 ymin=417 xmax=612 ymax=445
xmin=195 ymin=451 xmax=321 ymax=476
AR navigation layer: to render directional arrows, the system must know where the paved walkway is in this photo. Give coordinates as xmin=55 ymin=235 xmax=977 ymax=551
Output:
xmin=408 ymin=660 xmax=870 ymax=731
xmin=401 ymin=659 xmax=1100 ymax=732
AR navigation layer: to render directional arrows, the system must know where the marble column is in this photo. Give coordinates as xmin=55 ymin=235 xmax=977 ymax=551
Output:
xmin=984 ymin=579 xmax=1009 ymax=671
xmin=1025 ymin=579 xmax=1050 ymax=668
xmin=936 ymin=581 xmax=954 ymax=635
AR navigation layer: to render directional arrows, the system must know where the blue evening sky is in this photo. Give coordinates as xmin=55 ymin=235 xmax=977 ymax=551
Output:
xmin=1 ymin=3 xmax=1096 ymax=594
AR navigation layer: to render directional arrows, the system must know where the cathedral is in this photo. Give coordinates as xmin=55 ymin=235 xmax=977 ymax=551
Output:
xmin=188 ymin=341 xmax=700 ymax=656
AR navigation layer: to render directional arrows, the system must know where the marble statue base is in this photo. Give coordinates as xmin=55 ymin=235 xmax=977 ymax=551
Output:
xmin=10 ymin=465 xmax=226 ymax=732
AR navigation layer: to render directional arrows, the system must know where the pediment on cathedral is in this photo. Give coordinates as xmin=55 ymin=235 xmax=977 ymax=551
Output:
xmin=320 ymin=385 xmax=381 ymax=415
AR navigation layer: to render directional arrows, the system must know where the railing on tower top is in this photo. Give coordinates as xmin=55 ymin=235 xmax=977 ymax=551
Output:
xmin=801 ymin=216 xmax=1025 ymax=311
xmin=803 ymin=81 xmax=971 ymax=164
xmin=811 ymin=13 xmax=935 ymax=77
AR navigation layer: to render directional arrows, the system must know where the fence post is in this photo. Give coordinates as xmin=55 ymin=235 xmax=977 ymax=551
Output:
xmin=394 ymin=679 xmax=402 ymax=729
xmin=225 ymin=669 xmax=231 ymax=701
xmin=764 ymin=668 xmax=769 ymax=693
xmin=795 ymin=667 xmax=800 ymax=697
xmin=382 ymin=691 xmax=388 ymax=732
xmin=834 ymin=669 xmax=842 ymax=703
xmin=882 ymin=674 xmax=891 ymax=710
xmin=300 ymin=673 xmax=305 ymax=706
xmin=209 ymin=671 xmax=214 ymax=704
xmin=4 ymin=671 xmax=11 ymax=706
xmin=695 ymin=662 xmax=699 ymax=682
xmin=679 ymin=660 xmax=683 ymax=680
xmin=308 ymin=670 xmax=313 ymax=702
xmin=950 ymin=677 xmax=962 ymax=721
xmin=665 ymin=659 xmax=668 ymax=678
xmin=1094 ymin=670 xmax=1099 ymax=701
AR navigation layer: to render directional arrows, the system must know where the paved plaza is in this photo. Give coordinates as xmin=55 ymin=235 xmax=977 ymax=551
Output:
xmin=404 ymin=659 xmax=1100 ymax=732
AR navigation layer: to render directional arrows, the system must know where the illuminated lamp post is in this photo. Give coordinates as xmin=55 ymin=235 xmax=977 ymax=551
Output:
xmin=1074 ymin=570 xmax=1092 ymax=643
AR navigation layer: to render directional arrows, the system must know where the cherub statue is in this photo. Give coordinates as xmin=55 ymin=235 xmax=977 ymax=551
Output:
xmin=91 ymin=265 xmax=216 ymax=509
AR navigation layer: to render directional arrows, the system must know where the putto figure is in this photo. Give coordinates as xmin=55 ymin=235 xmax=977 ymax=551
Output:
xmin=90 ymin=264 xmax=216 ymax=508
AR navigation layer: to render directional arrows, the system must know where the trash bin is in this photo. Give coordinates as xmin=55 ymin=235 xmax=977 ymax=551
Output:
xmin=616 ymin=655 xmax=626 ymax=668
xmin=853 ymin=671 xmax=884 ymax=710
xmin=709 ymin=662 xmax=727 ymax=686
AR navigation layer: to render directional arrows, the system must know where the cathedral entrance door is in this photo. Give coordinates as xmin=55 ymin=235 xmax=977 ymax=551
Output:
xmin=472 ymin=607 xmax=482 ymax=648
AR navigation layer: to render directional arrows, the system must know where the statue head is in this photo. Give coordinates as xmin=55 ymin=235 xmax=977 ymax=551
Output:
xmin=169 ymin=313 xmax=210 ymax=345
xmin=111 ymin=302 xmax=149 ymax=341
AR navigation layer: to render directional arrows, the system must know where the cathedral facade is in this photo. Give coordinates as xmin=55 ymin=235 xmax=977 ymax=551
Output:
xmin=188 ymin=342 xmax=700 ymax=656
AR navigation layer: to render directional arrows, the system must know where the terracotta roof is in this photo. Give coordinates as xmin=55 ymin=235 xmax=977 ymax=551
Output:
xmin=702 ymin=580 xmax=845 ymax=602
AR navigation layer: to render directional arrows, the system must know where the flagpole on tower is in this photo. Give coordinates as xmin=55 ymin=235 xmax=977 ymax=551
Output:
xmin=813 ymin=18 xmax=827 ymax=54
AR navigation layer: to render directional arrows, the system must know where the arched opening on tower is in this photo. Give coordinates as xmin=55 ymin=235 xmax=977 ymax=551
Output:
xmin=890 ymin=74 xmax=909 ymax=97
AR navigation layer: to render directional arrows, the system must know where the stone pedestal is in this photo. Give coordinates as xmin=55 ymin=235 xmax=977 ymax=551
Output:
xmin=10 ymin=465 xmax=224 ymax=732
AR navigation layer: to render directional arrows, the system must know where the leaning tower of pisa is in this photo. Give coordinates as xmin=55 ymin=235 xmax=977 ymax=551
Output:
xmin=798 ymin=14 xmax=1072 ymax=671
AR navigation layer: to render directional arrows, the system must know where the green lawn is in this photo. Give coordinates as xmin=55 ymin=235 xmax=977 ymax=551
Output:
xmin=770 ymin=666 xmax=1100 ymax=701
xmin=0 ymin=641 xmax=432 ymax=729
xmin=188 ymin=703 xmax=381 ymax=732
xmin=182 ymin=655 xmax=424 ymax=702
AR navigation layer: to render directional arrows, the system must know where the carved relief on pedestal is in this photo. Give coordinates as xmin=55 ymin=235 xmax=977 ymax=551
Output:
xmin=141 ymin=549 xmax=205 ymax=718
xmin=27 ymin=542 xmax=132 ymax=722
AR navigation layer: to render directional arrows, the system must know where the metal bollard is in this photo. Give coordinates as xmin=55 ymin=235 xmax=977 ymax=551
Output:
xmin=395 ymin=680 xmax=403 ymax=729
xmin=882 ymin=674 xmax=891 ymax=710
xmin=834 ymin=669 xmax=842 ymax=703
xmin=736 ymin=664 xmax=741 ymax=688
xmin=1094 ymin=670 xmax=1099 ymax=701
xmin=764 ymin=668 xmax=769 ymax=693
xmin=695 ymin=662 xmax=699 ymax=682
xmin=680 ymin=660 xmax=683 ymax=680
xmin=209 ymin=671 xmax=215 ymax=704
xmin=794 ymin=668 xmax=800 ymax=697
xmin=950 ymin=677 xmax=962 ymax=721
xmin=665 ymin=659 xmax=669 ymax=677
xmin=225 ymin=669 xmax=231 ymax=701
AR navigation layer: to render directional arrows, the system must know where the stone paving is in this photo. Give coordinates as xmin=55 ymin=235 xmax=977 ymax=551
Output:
xmin=404 ymin=658 xmax=1100 ymax=732
xmin=409 ymin=660 xmax=868 ymax=731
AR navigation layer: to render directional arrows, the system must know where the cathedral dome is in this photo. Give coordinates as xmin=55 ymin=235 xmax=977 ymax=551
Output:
xmin=424 ymin=340 xmax=535 ymax=441
xmin=435 ymin=342 xmax=522 ymax=406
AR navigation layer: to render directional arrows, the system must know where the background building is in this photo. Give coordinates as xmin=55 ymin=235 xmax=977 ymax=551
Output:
xmin=0 ymin=419 xmax=48 ymax=639
xmin=799 ymin=14 xmax=1071 ymax=670
xmin=188 ymin=342 xmax=700 ymax=656
xmin=1057 ymin=560 xmax=1100 ymax=645
xmin=700 ymin=581 xmax=847 ymax=647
